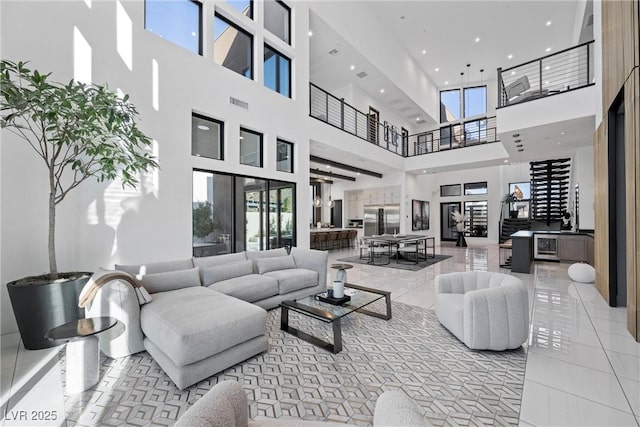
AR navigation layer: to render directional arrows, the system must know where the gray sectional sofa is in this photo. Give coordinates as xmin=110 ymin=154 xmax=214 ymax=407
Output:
xmin=82 ymin=247 xmax=328 ymax=389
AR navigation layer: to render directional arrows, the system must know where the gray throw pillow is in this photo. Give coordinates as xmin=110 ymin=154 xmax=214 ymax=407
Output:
xmin=139 ymin=267 xmax=201 ymax=294
xmin=255 ymin=256 xmax=296 ymax=274
xmin=202 ymin=260 xmax=254 ymax=286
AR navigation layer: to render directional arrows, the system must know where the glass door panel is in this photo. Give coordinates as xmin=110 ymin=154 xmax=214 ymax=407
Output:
xmin=440 ymin=202 xmax=461 ymax=241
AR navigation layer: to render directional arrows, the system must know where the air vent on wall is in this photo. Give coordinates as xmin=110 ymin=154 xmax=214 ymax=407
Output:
xmin=356 ymin=71 xmax=368 ymax=79
xmin=328 ymin=48 xmax=339 ymax=56
xmin=229 ymin=96 xmax=249 ymax=109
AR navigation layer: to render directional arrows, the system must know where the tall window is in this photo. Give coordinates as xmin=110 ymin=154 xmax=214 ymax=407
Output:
xmin=214 ymin=14 xmax=253 ymax=79
xmin=145 ymin=0 xmax=201 ymax=54
xmin=192 ymin=113 xmax=223 ymax=160
xmin=276 ymin=139 xmax=293 ymax=172
xmin=192 ymin=171 xmax=233 ymax=257
xmin=464 ymin=86 xmax=487 ymax=117
xmin=240 ymin=128 xmax=263 ymax=167
xmin=264 ymin=45 xmax=291 ymax=97
xmin=464 ymin=201 xmax=488 ymax=237
xmin=225 ymin=0 xmax=252 ymax=18
xmin=264 ymin=0 xmax=290 ymax=44
xmin=440 ymin=89 xmax=461 ymax=122
xmin=269 ymin=181 xmax=295 ymax=249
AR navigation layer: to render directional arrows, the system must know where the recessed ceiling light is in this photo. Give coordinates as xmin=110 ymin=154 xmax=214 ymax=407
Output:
xmin=558 ymin=142 xmax=562 ymax=145
xmin=191 ymin=31 xmax=196 ymax=37
xmin=239 ymin=136 xmax=244 ymax=140
xmin=326 ymin=165 xmax=330 ymax=168
xmin=546 ymin=20 xmax=552 ymax=26
xmin=435 ymin=67 xmax=439 ymax=72
xmin=422 ymin=49 xmax=427 ymax=55
xmin=511 ymin=71 xmax=516 ymax=75
xmin=545 ymin=66 xmax=550 ymax=70
xmin=197 ymin=125 xmax=210 ymax=131
xmin=423 ymin=170 xmax=426 ymax=173
xmin=444 ymin=81 xmax=449 ymax=85
xmin=504 ymin=160 xmax=509 ymax=163
xmin=545 ymin=81 xmax=549 ymax=84
xmin=308 ymin=30 xmax=313 ymax=36
xmin=508 ymin=54 xmax=513 ymax=59
xmin=475 ymin=37 xmax=480 ymax=42
xmin=416 ymin=117 xmax=421 ymax=121
xmin=356 ymin=172 xmax=360 ymax=175
xmin=380 ymin=89 xmax=385 ymax=93
xmin=560 ymin=132 xmax=566 ymax=135
xmin=545 ymin=47 xmax=552 ymax=52
xmin=350 ymin=64 xmax=355 ymax=70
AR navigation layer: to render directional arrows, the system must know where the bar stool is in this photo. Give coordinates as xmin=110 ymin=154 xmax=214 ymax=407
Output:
xmin=338 ymin=230 xmax=350 ymax=248
xmin=316 ymin=232 xmax=327 ymax=250
xmin=310 ymin=233 xmax=318 ymax=249
xmin=327 ymin=231 xmax=339 ymax=250
xmin=348 ymin=230 xmax=357 ymax=248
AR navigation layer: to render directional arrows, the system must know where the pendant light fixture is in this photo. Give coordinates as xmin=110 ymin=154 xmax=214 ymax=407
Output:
xmin=326 ymin=173 xmax=335 ymax=208
xmin=313 ymin=174 xmax=322 ymax=207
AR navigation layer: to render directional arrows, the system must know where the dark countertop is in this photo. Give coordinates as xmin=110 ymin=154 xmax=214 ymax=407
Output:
xmin=510 ymin=230 xmax=594 ymax=238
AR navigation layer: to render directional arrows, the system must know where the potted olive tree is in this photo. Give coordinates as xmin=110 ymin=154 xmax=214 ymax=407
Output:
xmin=1 ymin=60 xmax=158 ymax=349
xmin=504 ymin=192 xmax=519 ymax=219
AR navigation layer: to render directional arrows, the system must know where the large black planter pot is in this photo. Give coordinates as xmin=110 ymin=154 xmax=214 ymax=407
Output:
xmin=7 ymin=273 xmax=91 ymax=350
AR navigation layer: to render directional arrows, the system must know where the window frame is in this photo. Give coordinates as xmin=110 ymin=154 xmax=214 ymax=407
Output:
xmin=191 ymin=112 xmax=224 ymax=160
xmin=439 ymin=88 xmax=461 ymax=123
xmin=264 ymin=43 xmax=291 ymax=97
xmin=144 ymin=0 xmax=203 ymax=55
xmin=213 ymin=12 xmax=254 ymax=79
xmin=239 ymin=127 xmax=263 ymax=167
xmin=464 ymin=200 xmax=489 ymax=238
xmin=464 ymin=181 xmax=488 ymax=195
xmin=264 ymin=0 xmax=291 ymax=45
xmin=225 ymin=0 xmax=253 ymax=19
xmin=192 ymin=169 xmax=297 ymax=255
xmin=440 ymin=184 xmax=461 ymax=197
xmin=463 ymin=85 xmax=487 ymax=118
xmin=276 ymin=139 xmax=294 ymax=173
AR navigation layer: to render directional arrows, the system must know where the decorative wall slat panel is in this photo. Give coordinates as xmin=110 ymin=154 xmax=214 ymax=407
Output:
xmin=626 ymin=68 xmax=639 ymax=338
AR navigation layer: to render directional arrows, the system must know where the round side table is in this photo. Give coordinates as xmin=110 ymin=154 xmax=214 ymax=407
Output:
xmin=46 ymin=316 xmax=118 ymax=394
xmin=330 ymin=263 xmax=353 ymax=283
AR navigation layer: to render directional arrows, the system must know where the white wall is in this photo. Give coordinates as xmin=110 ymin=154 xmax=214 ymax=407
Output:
xmin=310 ymin=2 xmax=439 ymax=124
xmin=0 ymin=0 xmax=314 ymax=334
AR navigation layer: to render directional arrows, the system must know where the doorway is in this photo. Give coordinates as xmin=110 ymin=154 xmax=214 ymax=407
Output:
xmin=608 ymin=91 xmax=627 ymax=307
xmin=368 ymin=106 xmax=379 ymax=144
xmin=441 ymin=202 xmax=461 ymax=241
xmin=331 ymin=200 xmax=343 ymax=228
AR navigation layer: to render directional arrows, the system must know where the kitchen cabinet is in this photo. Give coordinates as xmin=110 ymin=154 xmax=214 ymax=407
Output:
xmin=558 ymin=235 xmax=587 ymax=262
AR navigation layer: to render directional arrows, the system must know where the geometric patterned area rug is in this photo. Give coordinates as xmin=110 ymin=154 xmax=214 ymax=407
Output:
xmin=63 ymin=301 xmax=526 ymax=426
xmin=337 ymin=254 xmax=452 ymax=271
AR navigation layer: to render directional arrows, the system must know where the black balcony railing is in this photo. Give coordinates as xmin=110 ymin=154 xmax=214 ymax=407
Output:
xmin=404 ymin=116 xmax=498 ymax=157
xmin=498 ymin=40 xmax=595 ymax=108
xmin=310 ymin=83 xmax=406 ymax=156
xmin=310 ymin=83 xmax=499 ymax=157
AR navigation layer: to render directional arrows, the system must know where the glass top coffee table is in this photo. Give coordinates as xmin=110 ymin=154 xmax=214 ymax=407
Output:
xmin=280 ymin=283 xmax=391 ymax=354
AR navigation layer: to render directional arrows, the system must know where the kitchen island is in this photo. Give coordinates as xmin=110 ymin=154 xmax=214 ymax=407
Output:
xmin=510 ymin=230 xmax=594 ymax=274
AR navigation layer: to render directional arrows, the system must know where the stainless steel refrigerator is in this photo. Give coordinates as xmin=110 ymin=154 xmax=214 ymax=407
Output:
xmin=364 ymin=204 xmax=400 ymax=236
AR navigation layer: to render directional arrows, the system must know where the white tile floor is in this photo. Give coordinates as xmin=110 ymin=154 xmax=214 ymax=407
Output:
xmin=0 ymin=243 xmax=638 ymax=426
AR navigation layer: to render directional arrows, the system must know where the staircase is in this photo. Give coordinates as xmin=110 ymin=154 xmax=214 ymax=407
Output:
xmin=500 ymin=218 xmax=530 ymax=243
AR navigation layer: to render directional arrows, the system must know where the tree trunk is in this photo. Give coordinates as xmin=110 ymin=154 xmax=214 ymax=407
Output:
xmin=49 ymin=191 xmax=58 ymax=279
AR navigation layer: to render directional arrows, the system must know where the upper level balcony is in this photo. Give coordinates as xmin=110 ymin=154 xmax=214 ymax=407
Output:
xmin=496 ymin=41 xmax=596 ymax=136
xmin=309 ymin=83 xmax=499 ymax=159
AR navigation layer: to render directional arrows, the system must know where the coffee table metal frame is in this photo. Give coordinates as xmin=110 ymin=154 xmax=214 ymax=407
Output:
xmin=280 ymin=283 xmax=391 ymax=354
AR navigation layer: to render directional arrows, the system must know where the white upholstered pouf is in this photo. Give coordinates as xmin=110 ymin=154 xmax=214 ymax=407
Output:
xmin=568 ymin=263 xmax=596 ymax=283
